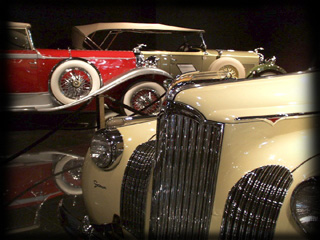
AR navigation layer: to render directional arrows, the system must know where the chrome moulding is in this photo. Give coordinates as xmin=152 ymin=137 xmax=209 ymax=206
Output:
xmin=121 ymin=140 xmax=156 ymax=239
xmin=220 ymin=165 xmax=293 ymax=240
xmin=150 ymin=103 xmax=224 ymax=239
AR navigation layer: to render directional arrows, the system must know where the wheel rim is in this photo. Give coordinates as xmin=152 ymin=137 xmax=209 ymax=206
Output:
xmin=130 ymin=88 xmax=161 ymax=114
xmin=58 ymin=67 xmax=93 ymax=100
xmin=219 ymin=65 xmax=239 ymax=78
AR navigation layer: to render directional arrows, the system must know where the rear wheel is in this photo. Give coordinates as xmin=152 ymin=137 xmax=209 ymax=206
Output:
xmin=209 ymin=57 xmax=246 ymax=78
xmin=122 ymin=81 xmax=166 ymax=115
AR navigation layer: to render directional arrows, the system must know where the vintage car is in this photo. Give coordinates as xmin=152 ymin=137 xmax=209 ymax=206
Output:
xmin=4 ymin=21 xmax=285 ymax=115
xmin=3 ymin=22 xmax=171 ymax=115
xmin=72 ymin=22 xmax=286 ymax=79
xmin=59 ymin=70 xmax=319 ymax=239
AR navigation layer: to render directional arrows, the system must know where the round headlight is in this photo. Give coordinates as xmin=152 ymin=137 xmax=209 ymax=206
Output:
xmin=290 ymin=176 xmax=319 ymax=238
xmin=90 ymin=128 xmax=123 ymax=170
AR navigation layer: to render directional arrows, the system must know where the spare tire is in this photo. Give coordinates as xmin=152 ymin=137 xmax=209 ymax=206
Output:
xmin=49 ymin=59 xmax=101 ymax=105
xmin=209 ymin=57 xmax=246 ymax=78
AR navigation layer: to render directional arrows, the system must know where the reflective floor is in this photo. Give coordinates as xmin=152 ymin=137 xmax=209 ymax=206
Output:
xmin=4 ymin=111 xmax=98 ymax=239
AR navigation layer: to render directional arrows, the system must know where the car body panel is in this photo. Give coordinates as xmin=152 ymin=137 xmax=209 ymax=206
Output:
xmin=174 ymin=72 xmax=315 ymax=123
xmin=5 ymin=48 xmax=136 ymax=93
xmin=82 ymin=120 xmax=157 ymax=224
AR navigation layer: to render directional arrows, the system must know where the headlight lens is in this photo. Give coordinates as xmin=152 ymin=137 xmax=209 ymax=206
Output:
xmin=90 ymin=128 xmax=123 ymax=170
xmin=291 ymin=176 xmax=319 ymax=238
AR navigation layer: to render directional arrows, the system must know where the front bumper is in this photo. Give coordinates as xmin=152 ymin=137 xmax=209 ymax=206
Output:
xmin=59 ymin=195 xmax=126 ymax=239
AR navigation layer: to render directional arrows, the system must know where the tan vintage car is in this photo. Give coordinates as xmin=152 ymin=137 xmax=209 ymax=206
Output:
xmin=60 ymin=70 xmax=319 ymax=239
xmin=72 ymin=22 xmax=286 ymax=79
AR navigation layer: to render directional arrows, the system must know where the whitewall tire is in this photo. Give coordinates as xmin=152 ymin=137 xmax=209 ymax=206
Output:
xmin=209 ymin=57 xmax=246 ymax=78
xmin=50 ymin=59 xmax=101 ymax=105
xmin=122 ymin=81 xmax=166 ymax=115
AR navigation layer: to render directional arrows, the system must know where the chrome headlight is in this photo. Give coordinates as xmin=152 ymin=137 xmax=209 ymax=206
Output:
xmin=290 ymin=176 xmax=319 ymax=238
xmin=90 ymin=128 xmax=124 ymax=170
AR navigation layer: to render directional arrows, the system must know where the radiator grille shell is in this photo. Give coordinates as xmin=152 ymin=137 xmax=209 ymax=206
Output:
xmin=220 ymin=165 xmax=293 ymax=240
xmin=121 ymin=140 xmax=156 ymax=239
xmin=150 ymin=103 xmax=224 ymax=239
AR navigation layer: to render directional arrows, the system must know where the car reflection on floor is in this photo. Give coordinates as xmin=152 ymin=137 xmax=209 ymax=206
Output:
xmin=4 ymin=112 xmax=96 ymax=239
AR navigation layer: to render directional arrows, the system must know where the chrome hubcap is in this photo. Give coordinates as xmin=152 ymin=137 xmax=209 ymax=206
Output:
xmin=59 ymin=67 xmax=93 ymax=100
xmin=131 ymin=88 xmax=160 ymax=114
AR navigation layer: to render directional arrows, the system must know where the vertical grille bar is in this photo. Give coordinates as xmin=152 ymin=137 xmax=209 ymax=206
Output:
xmin=121 ymin=140 xmax=156 ymax=239
xmin=150 ymin=104 xmax=224 ymax=240
xmin=219 ymin=165 xmax=293 ymax=240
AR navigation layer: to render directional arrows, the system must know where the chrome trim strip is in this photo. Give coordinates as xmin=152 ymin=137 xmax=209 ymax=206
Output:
xmin=106 ymin=115 xmax=156 ymax=128
xmin=235 ymin=111 xmax=320 ymax=121
xmin=4 ymin=53 xmax=38 ymax=59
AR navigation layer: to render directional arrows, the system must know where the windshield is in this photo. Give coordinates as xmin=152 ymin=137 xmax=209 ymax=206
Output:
xmin=7 ymin=28 xmax=32 ymax=50
xmin=82 ymin=31 xmax=204 ymax=52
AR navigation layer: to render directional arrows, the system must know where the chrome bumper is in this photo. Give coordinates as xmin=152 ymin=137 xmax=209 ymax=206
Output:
xmin=59 ymin=195 xmax=126 ymax=239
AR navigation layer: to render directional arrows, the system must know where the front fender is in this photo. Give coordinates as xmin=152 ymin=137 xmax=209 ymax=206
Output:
xmin=246 ymin=63 xmax=287 ymax=78
xmin=82 ymin=119 xmax=157 ymax=224
xmin=37 ymin=67 xmax=172 ymax=112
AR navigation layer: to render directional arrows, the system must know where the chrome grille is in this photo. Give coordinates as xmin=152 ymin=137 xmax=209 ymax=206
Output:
xmin=121 ymin=140 xmax=156 ymax=239
xmin=220 ymin=165 xmax=293 ymax=240
xmin=150 ymin=104 xmax=224 ymax=239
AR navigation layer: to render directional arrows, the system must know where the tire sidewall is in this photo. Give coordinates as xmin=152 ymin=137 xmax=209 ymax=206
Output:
xmin=54 ymin=155 xmax=82 ymax=195
xmin=209 ymin=57 xmax=246 ymax=78
xmin=122 ymin=81 xmax=166 ymax=115
xmin=50 ymin=59 xmax=101 ymax=105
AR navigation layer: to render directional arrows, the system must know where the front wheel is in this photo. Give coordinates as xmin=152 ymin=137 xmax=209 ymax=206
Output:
xmin=49 ymin=59 xmax=101 ymax=105
xmin=122 ymin=81 xmax=166 ymax=116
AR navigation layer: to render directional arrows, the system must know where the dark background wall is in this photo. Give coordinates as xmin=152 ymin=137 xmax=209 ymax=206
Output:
xmin=4 ymin=0 xmax=318 ymax=73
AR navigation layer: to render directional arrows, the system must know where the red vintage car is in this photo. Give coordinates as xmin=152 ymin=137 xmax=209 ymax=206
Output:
xmin=4 ymin=22 xmax=172 ymax=115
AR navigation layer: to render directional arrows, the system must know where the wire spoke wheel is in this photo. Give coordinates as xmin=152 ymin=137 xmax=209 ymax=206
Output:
xmin=131 ymin=88 xmax=161 ymax=115
xmin=59 ymin=67 xmax=93 ymax=100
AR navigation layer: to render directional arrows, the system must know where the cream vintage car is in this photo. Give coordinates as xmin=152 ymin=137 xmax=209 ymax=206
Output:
xmin=59 ymin=70 xmax=319 ymax=239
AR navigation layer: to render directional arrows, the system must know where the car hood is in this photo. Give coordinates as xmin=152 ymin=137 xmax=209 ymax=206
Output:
xmin=171 ymin=71 xmax=318 ymax=124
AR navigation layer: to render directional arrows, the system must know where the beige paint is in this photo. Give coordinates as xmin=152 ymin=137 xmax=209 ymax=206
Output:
xmin=82 ymin=120 xmax=157 ymax=224
xmin=82 ymin=71 xmax=319 ymax=238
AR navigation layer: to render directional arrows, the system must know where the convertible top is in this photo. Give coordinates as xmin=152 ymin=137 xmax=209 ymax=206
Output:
xmin=7 ymin=21 xmax=31 ymax=29
xmin=72 ymin=22 xmax=205 ymax=49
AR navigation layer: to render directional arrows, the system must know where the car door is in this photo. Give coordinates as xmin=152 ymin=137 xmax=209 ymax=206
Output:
xmin=6 ymin=27 xmax=39 ymax=93
xmin=168 ymin=51 xmax=204 ymax=77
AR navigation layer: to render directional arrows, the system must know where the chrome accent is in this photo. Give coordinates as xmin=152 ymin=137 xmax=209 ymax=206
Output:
xmin=39 ymin=67 xmax=171 ymax=112
xmin=167 ymin=71 xmax=234 ymax=102
xmin=4 ymin=53 xmax=38 ymax=59
xmin=121 ymin=140 xmax=156 ymax=239
xmin=254 ymin=47 xmax=265 ymax=64
xmin=235 ymin=111 xmax=320 ymax=122
xmin=133 ymin=43 xmax=146 ymax=67
xmin=90 ymin=128 xmax=124 ymax=170
xmin=290 ymin=176 xmax=319 ymax=237
xmin=106 ymin=115 xmax=156 ymax=128
xmin=220 ymin=165 xmax=293 ymax=240
xmin=58 ymin=67 xmax=93 ymax=100
xmin=150 ymin=103 xmax=224 ymax=239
